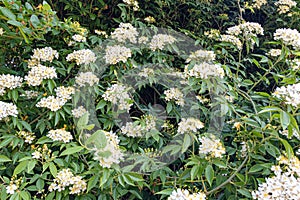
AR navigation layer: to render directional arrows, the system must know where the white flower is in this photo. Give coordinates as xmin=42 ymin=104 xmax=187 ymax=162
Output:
xmin=102 ymin=83 xmax=133 ymax=112
xmin=17 ymin=131 xmax=36 ymax=144
xmin=199 ymin=134 xmax=226 ymax=158
xmin=267 ymin=49 xmax=282 ymax=57
xmin=186 ymin=50 xmax=216 ymax=63
xmin=111 ymin=23 xmax=138 ymax=43
xmin=252 ymin=0 xmax=267 ymax=9
xmin=219 ymin=34 xmax=243 ymax=50
xmin=75 ymin=72 xmax=99 ymax=87
xmin=0 ymin=28 xmax=4 ymax=35
xmin=274 ymin=28 xmax=300 ymax=50
xmin=36 ymin=96 xmax=66 ymax=112
xmin=150 ymin=34 xmax=176 ymax=51
xmin=0 ymin=101 xmax=18 ymax=120
xmin=104 ymin=45 xmax=132 ymax=65
xmin=144 ymin=16 xmax=156 ymax=23
xmin=178 ymin=118 xmax=204 ymax=134
xmin=274 ymin=0 xmax=297 ymax=14
xmin=31 ymin=47 xmax=59 ymax=63
xmin=32 ymin=151 xmax=42 ymax=159
xmin=164 ymin=88 xmax=185 ymax=106
xmin=6 ymin=184 xmax=18 ymax=194
xmin=167 ymin=188 xmax=206 ymax=200
xmin=0 ymin=74 xmax=23 ymax=93
xmin=72 ymin=34 xmax=86 ymax=42
xmin=184 ymin=62 xmax=225 ymax=79
xmin=55 ymin=86 xmax=75 ymax=100
xmin=66 ymin=49 xmax=96 ymax=65
xmin=123 ymin=0 xmax=139 ymax=11
xmin=273 ymin=83 xmax=300 ymax=107
xmin=25 ymin=64 xmax=57 ymax=86
xmin=71 ymin=106 xmax=87 ymax=118
xmin=47 ymin=129 xmax=73 ymax=143
xmin=95 ymin=30 xmax=108 ymax=38
xmin=226 ymin=22 xmax=264 ymax=37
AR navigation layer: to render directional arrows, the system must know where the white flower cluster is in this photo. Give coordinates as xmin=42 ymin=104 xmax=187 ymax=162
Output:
xmin=138 ymin=36 xmax=149 ymax=44
xmin=111 ymin=23 xmax=138 ymax=43
xmin=25 ymin=64 xmax=57 ymax=86
xmin=93 ymin=131 xmax=124 ymax=168
xmin=0 ymin=101 xmax=18 ymax=120
xmin=104 ymin=45 xmax=132 ymax=65
xmin=184 ymin=62 xmax=225 ymax=79
xmin=5 ymin=177 xmax=22 ymax=195
xmin=31 ymin=47 xmax=59 ymax=63
xmin=164 ymin=88 xmax=185 ymax=106
xmin=17 ymin=131 xmax=36 ymax=144
xmin=95 ymin=30 xmax=108 ymax=38
xmin=267 ymin=49 xmax=282 ymax=57
xmin=177 ymin=117 xmax=204 ymax=134
xmin=226 ymin=22 xmax=264 ymax=37
xmin=252 ymin=0 xmax=267 ymax=9
xmin=22 ymin=90 xmax=39 ymax=99
xmin=0 ymin=74 xmax=23 ymax=95
xmin=144 ymin=16 xmax=156 ymax=23
xmin=199 ymin=134 xmax=226 ymax=158
xmin=0 ymin=28 xmax=4 ymax=35
xmin=290 ymin=59 xmax=300 ymax=70
xmin=168 ymin=188 xmax=206 ymax=200
xmin=49 ymin=168 xmax=87 ymax=194
xmin=219 ymin=34 xmax=243 ymax=50
xmin=252 ymin=155 xmax=300 ymax=200
xmin=186 ymin=50 xmax=216 ymax=63
xmin=47 ymin=128 xmax=73 ymax=143
xmin=36 ymin=86 xmax=75 ymax=111
xmin=123 ymin=0 xmax=139 ymax=11
xmin=31 ymin=144 xmax=52 ymax=160
xmin=273 ymin=83 xmax=300 ymax=107
xmin=102 ymin=83 xmax=133 ymax=112
xmin=138 ymin=68 xmax=154 ymax=77
xmin=72 ymin=34 xmax=87 ymax=42
xmin=71 ymin=106 xmax=87 ymax=118
xmin=280 ymin=129 xmax=300 ymax=140
xmin=75 ymin=72 xmax=99 ymax=87
xmin=274 ymin=0 xmax=297 ymax=14
xmin=66 ymin=49 xmax=96 ymax=65
xmin=274 ymin=28 xmax=300 ymax=50
xmin=121 ymin=115 xmax=157 ymax=137
xmin=150 ymin=34 xmax=176 ymax=51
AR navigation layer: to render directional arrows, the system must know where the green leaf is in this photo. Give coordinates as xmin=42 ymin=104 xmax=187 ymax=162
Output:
xmin=100 ymin=168 xmax=111 ymax=187
xmin=0 ymin=155 xmax=11 ymax=162
xmin=280 ymin=111 xmax=290 ymax=130
xmin=60 ymin=146 xmax=84 ymax=156
xmin=258 ymin=106 xmax=281 ymax=114
xmin=7 ymin=20 xmax=22 ymax=27
xmin=85 ymin=130 xmax=107 ymax=149
xmin=27 ymin=160 xmax=37 ymax=173
xmin=182 ymin=134 xmax=191 ymax=153
xmin=20 ymin=121 xmax=32 ymax=132
xmin=77 ymin=112 xmax=89 ymax=129
xmin=49 ymin=162 xmax=57 ymax=177
xmin=237 ymin=189 xmax=252 ymax=198
xmin=166 ymin=102 xmax=172 ymax=113
xmin=0 ymin=7 xmax=16 ymax=20
xmin=249 ymin=164 xmax=264 ymax=173
xmin=13 ymin=160 xmax=29 ymax=176
xmin=87 ymin=175 xmax=99 ymax=192
xmin=30 ymin=15 xmax=40 ymax=28
xmin=280 ymin=139 xmax=294 ymax=159
xmin=19 ymin=191 xmax=30 ymax=200
xmin=36 ymin=179 xmax=44 ymax=191
xmin=205 ymin=165 xmax=214 ymax=186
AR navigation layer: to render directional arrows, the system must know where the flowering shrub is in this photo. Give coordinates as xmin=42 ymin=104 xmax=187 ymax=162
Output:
xmin=1 ymin=0 xmax=300 ymax=200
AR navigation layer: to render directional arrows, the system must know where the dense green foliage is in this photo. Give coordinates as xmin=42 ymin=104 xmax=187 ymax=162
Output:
xmin=1 ymin=0 xmax=300 ymax=199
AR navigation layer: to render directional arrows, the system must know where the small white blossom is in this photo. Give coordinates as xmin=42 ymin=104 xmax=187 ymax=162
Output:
xmin=178 ymin=118 xmax=204 ymax=134
xmin=150 ymin=34 xmax=176 ymax=51
xmin=274 ymin=28 xmax=300 ymax=50
xmin=47 ymin=128 xmax=73 ymax=143
xmin=199 ymin=134 xmax=226 ymax=158
xmin=164 ymin=88 xmax=185 ymax=106
xmin=274 ymin=0 xmax=297 ymax=14
xmin=6 ymin=184 xmax=18 ymax=195
xmin=75 ymin=72 xmax=99 ymax=87
xmin=111 ymin=23 xmax=138 ymax=43
xmin=0 ymin=101 xmax=18 ymax=120
xmin=71 ymin=106 xmax=87 ymax=118
xmin=72 ymin=34 xmax=86 ymax=42
xmin=31 ymin=47 xmax=59 ymax=63
xmin=104 ymin=45 xmax=132 ymax=65
xmin=66 ymin=49 xmax=96 ymax=65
